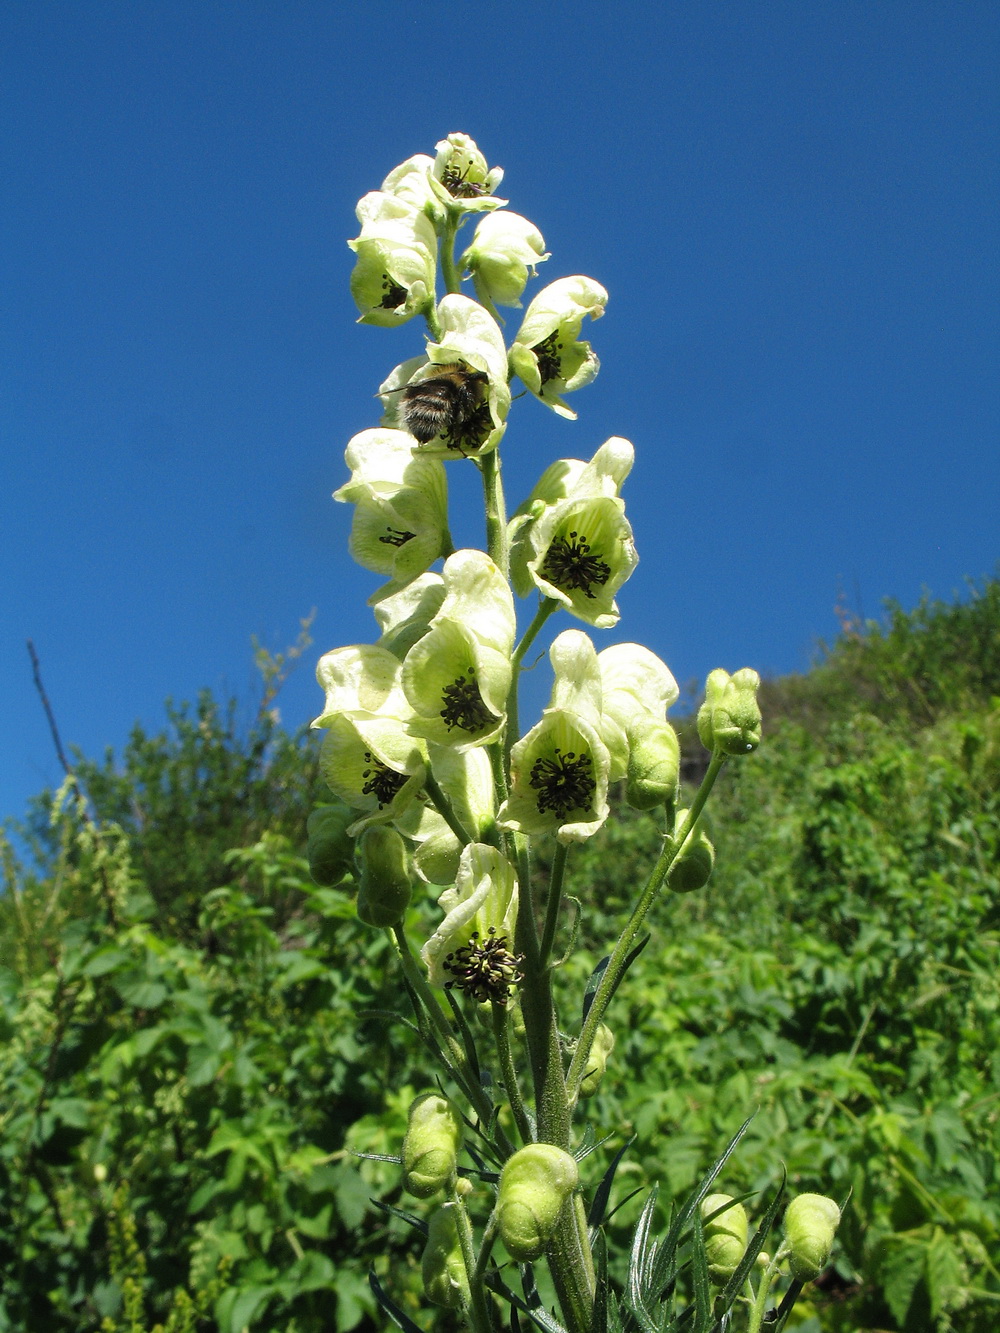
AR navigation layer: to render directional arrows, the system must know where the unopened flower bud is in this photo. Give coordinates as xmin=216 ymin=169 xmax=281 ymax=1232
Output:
xmin=402 ymin=1093 xmax=463 ymax=1199
xmin=460 ymin=212 xmax=549 ymax=313
xmin=579 ymin=1023 xmax=615 ymax=1098
xmin=697 ymin=668 xmax=762 ymax=756
xmin=306 ymin=803 xmax=355 ymax=887
xmin=783 ymin=1193 xmax=841 ymax=1280
xmin=356 ymin=826 xmax=412 ymax=928
xmin=421 ymin=1206 xmax=470 ymax=1310
xmin=625 ymin=720 xmax=680 ymax=810
xmin=701 ymin=1193 xmax=748 ymax=1281
xmin=667 ymin=809 xmax=716 ymax=893
xmin=498 ymin=1144 xmax=579 ymax=1261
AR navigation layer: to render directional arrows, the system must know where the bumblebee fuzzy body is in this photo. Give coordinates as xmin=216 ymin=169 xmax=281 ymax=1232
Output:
xmin=399 ymin=364 xmax=488 ymax=445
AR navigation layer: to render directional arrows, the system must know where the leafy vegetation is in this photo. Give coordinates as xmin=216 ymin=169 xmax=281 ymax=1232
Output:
xmin=2 ymin=576 xmax=999 ymax=1330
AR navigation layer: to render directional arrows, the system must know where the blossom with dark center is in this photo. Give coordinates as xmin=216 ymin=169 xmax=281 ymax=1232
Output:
xmin=402 ymin=551 xmax=514 ymax=750
xmin=498 ymin=708 xmax=611 ymax=843
xmin=422 ymin=844 xmax=519 ymax=990
xmin=348 ymin=191 xmax=436 ymax=327
xmin=379 ymin=297 xmax=511 ymax=459
xmin=528 ymin=746 xmax=596 ymax=819
xmin=334 ymin=429 xmax=449 ymax=584
xmin=524 ymin=496 xmax=637 ymax=629
xmin=509 ymin=276 xmax=608 ymax=418
xmin=443 ymin=927 xmax=524 ymax=1005
xmin=439 ymin=667 xmax=494 ymax=733
xmin=312 ymin=644 xmax=427 ymax=832
xmin=540 ymin=530 xmax=612 ymax=599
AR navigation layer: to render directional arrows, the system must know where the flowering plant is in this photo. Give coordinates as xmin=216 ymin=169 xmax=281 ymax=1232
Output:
xmin=313 ymin=134 xmax=841 ymax=1333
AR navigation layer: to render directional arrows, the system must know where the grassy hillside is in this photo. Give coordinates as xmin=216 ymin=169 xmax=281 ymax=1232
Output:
xmin=2 ymin=577 xmax=998 ymax=1331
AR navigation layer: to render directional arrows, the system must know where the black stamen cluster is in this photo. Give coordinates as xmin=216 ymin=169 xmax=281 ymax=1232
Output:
xmin=541 ymin=532 xmax=612 ymax=599
xmin=378 ymin=276 xmax=407 ymax=310
xmin=533 ymin=331 xmax=564 ymax=384
xmin=446 ymin=398 xmax=492 ymax=454
xmin=529 ymin=746 xmax=595 ymax=818
xmin=361 ymin=752 xmax=407 ymax=807
xmin=378 ymin=526 xmax=415 ymax=548
xmin=441 ymin=162 xmax=490 ymax=199
xmin=443 ymin=927 xmax=523 ymax=1004
xmin=439 ymin=668 xmax=494 ymax=733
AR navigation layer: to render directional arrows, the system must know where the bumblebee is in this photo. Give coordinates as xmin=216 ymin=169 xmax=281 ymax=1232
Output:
xmin=399 ymin=364 xmax=489 ymax=447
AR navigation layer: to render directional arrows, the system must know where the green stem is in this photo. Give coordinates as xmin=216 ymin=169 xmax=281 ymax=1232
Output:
xmin=441 ymin=211 xmax=463 ymax=296
xmin=546 ymin=1194 xmax=597 ymax=1333
xmin=511 ymin=834 xmax=595 ymax=1332
xmin=452 ymin=1192 xmax=493 ymax=1333
xmin=746 ymin=1253 xmax=782 ymax=1333
xmin=492 ymin=1003 xmax=533 ymax=1145
xmin=391 ymin=926 xmax=502 ymax=1139
xmin=479 ymin=449 xmax=508 ymax=577
xmin=424 ymin=300 xmax=442 ymax=341
xmin=471 ymin=1211 xmax=500 ymax=1310
xmin=565 ymin=751 xmax=728 ymax=1105
xmin=505 ymin=598 xmax=558 ymax=773
xmin=538 ymin=841 xmax=568 ymax=969
xmin=424 ymin=771 xmax=473 ymax=846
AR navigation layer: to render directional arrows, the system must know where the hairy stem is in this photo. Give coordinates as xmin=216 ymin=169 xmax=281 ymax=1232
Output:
xmin=565 ymin=751 xmax=728 ymax=1105
xmin=479 ymin=450 xmax=508 ymax=577
xmin=539 ymin=841 xmax=568 ymax=969
xmin=505 ymin=597 xmax=558 ymax=775
xmin=492 ymin=1003 xmax=533 ymax=1145
xmin=424 ymin=771 xmax=473 ymax=846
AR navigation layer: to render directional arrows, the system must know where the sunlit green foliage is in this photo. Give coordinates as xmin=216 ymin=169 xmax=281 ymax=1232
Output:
xmin=3 ymin=577 xmax=999 ymax=1330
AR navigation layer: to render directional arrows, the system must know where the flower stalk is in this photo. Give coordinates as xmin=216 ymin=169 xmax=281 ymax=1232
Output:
xmin=315 ymin=132 xmax=827 ymax=1333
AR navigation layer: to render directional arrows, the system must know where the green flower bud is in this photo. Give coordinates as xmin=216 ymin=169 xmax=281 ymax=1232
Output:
xmin=783 ymin=1193 xmax=840 ymax=1280
xmin=697 ymin=668 xmax=762 ymax=756
xmin=356 ymin=826 xmax=412 ymax=928
xmin=460 ymin=211 xmax=549 ymax=314
xmin=498 ymin=1145 xmax=579 ymax=1262
xmin=667 ymin=809 xmax=716 ymax=893
xmin=306 ymin=802 xmax=355 ymax=887
xmin=579 ymin=1023 xmax=615 ymax=1098
xmin=402 ymin=1093 xmax=463 ymax=1199
xmin=701 ymin=1193 xmax=749 ymax=1281
xmin=625 ymin=720 xmax=680 ymax=810
xmin=421 ymin=1206 xmax=470 ymax=1310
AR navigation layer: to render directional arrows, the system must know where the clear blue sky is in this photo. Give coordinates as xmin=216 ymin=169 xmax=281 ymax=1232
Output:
xmin=3 ymin=2 xmax=998 ymax=822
